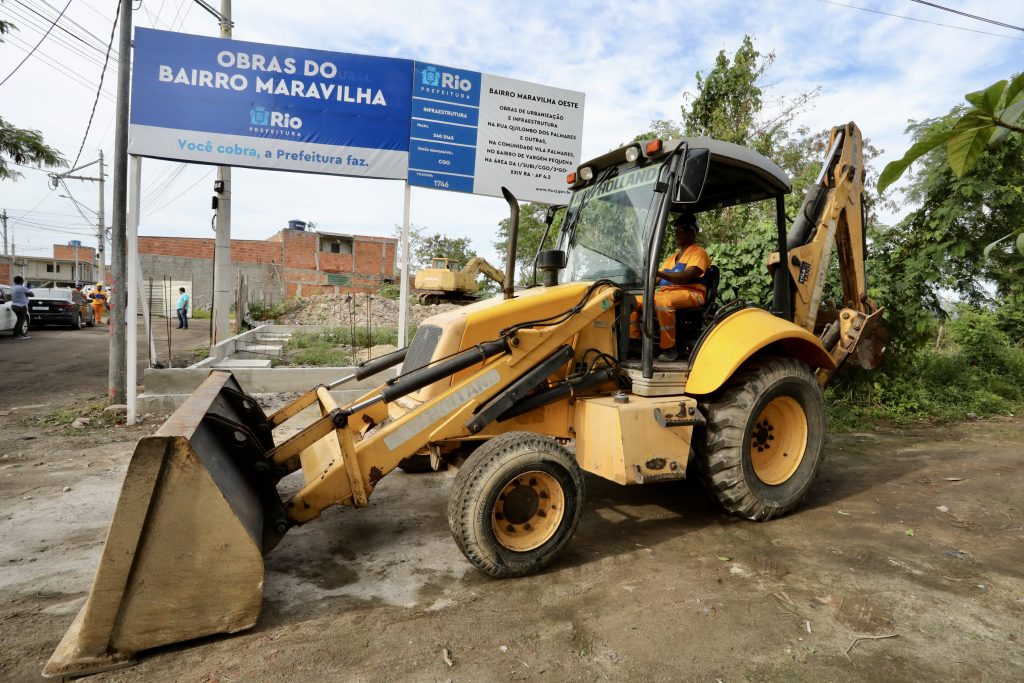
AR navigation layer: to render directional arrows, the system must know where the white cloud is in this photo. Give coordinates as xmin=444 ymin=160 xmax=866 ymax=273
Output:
xmin=1 ymin=0 xmax=1022 ymax=266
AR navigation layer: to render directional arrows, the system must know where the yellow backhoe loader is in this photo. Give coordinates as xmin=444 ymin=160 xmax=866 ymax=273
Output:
xmin=45 ymin=122 xmax=886 ymax=677
xmin=414 ymin=255 xmax=506 ymax=304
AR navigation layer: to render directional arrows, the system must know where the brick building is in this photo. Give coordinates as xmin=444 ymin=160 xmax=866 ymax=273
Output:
xmin=138 ymin=224 xmax=397 ymax=309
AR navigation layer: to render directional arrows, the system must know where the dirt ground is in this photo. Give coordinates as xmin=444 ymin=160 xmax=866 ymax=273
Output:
xmin=0 ymin=329 xmax=1021 ymax=681
xmin=0 ymin=319 xmax=210 ymax=409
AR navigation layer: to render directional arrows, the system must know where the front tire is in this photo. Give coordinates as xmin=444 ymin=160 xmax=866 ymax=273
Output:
xmin=697 ymin=356 xmax=826 ymax=521
xmin=448 ymin=431 xmax=584 ymax=578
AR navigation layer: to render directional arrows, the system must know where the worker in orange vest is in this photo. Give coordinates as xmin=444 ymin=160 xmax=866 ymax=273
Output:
xmin=90 ymin=284 xmax=108 ymax=325
xmin=629 ymin=212 xmax=712 ymax=361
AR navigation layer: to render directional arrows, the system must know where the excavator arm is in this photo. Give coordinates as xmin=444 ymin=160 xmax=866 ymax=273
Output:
xmin=462 ymin=256 xmax=506 ymax=286
xmin=770 ymin=122 xmax=887 ymax=384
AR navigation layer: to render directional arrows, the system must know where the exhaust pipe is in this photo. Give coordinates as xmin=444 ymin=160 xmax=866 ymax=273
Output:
xmin=501 ymin=186 xmax=519 ymax=300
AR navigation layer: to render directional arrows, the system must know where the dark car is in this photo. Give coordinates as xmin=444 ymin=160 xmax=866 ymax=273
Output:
xmin=28 ymin=288 xmax=96 ymax=329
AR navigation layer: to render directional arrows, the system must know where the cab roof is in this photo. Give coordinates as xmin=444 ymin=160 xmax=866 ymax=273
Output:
xmin=573 ymin=136 xmax=791 ymax=213
xmin=663 ymin=137 xmax=792 ymax=212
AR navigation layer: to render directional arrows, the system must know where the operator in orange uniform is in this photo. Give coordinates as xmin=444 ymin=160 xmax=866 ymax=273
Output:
xmin=90 ymin=284 xmax=108 ymax=325
xmin=630 ymin=212 xmax=711 ymax=361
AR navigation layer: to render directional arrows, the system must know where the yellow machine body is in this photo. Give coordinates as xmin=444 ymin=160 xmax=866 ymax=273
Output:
xmin=574 ymin=395 xmax=698 ymax=485
xmin=685 ymin=307 xmax=835 ymax=395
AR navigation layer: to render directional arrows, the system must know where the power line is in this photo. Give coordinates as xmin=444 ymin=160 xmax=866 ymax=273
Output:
xmin=39 ymin=0 xmax=118 ymax=54
xmin=1 ymin=31 xmax=117 ymax=99
xmin=1 ymin=3 xmax=114 ymax=70
xmin=71 ymin=0 xmax=121 ymax=169
xmin=0 ymin=0 xmax=74 ymax=88
xmin=812 ymin=0 xmax=1024 ymax=41
xmin=145 ymin=168 xmax=215 ymax=216
xmin=9 ymin=0 xmax=118 ymax=60
xmin=908 ymin=0 xmax=1024 ymax=33
xmin=58 ymin=179 xmax=100 ymax=228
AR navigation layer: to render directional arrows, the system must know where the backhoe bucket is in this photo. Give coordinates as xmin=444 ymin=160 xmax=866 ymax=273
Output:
xmin=44 ymin=371 xmax=282 ymax=678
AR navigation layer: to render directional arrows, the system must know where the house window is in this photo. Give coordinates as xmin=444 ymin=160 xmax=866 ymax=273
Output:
xmin=320 ymin=237 xmax=353 ymax=254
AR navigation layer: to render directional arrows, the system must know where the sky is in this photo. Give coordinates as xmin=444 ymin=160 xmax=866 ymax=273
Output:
xmin=1 ymin=0 xmax=1022 ymax=270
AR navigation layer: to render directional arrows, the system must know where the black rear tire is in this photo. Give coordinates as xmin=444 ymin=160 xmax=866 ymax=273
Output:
xmin=696 ymin=356 xmax=826 ymax=521
xmin=448 ymin=431 xmax=584 ymax=578
xmin=71 ymin=312 xmax=82 ymax=330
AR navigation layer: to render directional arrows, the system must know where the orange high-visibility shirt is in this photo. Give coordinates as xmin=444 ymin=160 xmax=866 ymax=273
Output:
xmin=657 ymin=244 xmax=711 ymax=297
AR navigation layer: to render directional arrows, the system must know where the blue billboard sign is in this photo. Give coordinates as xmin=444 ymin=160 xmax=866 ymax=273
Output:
xmin=129 ymin=28 xmax=414 ymax=179
xmin=129 ymin=30 xmax=585 ymax=202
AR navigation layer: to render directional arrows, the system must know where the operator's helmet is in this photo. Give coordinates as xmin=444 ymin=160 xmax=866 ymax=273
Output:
xmin=95 ymin=283 xmax=104 ymax=290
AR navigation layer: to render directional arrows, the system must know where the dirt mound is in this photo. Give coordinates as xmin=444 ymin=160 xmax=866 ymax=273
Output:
xmin=276 ymin=294 xmax=463 ymax=329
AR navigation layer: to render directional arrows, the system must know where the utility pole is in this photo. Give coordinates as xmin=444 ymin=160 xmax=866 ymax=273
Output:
xmin=109 ymin=0 xmax=133 ymax=405
xmin=211 ymin=0 xmax=233 ymax=344
xmin=98 ymin=150 xmax=106 ymax=284
xmin=1 ymin=209 xmax=11 ymax=285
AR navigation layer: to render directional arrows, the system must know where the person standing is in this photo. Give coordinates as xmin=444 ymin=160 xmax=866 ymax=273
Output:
xmin=10 ymin=275 xmax=33 ymax=339
xmin=176 ymin=287 xmax=190 ymax=330
xmin=90 ymin=284 xmax=108 ymax=325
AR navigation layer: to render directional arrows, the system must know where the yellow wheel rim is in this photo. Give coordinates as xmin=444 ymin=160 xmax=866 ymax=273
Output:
xmin=750 ymin=396 xmax=807 ymax=485
xmin=491 ymin=470 xmax=565 ymax=552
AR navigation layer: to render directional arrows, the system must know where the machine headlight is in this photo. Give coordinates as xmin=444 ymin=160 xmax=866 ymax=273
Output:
xmin=579 ymin=166 xmax=594 ymax=181
xmin=625 ymin=146 xmax=640 ymax=163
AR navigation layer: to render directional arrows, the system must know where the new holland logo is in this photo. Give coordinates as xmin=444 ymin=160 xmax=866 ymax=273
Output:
xmin=249 ymin=106 xmax=302 ymax=130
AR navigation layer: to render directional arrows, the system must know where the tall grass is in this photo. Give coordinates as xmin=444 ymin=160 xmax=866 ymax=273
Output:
xmin=281 ymin=325 xmax=417 ymax=367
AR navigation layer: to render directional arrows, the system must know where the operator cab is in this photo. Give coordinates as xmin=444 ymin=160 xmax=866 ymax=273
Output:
xmin=537 ymin=137 xmax=792 ymax=379
xmin=431 ymin=258 xmax=461 ymax=271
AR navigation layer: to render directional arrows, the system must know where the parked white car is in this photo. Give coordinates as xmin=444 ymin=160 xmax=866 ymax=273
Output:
xmin=0 ymin=284 xmax=30 ymax=337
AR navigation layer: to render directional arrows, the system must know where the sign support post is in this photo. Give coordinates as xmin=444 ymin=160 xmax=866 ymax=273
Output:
xmin=398 ymin=182 xmax=411 ymax=348
xmin=127 ymin=155 xmax=142 ymax=425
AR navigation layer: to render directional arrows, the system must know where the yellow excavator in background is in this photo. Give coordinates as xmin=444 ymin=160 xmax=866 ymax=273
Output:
xmin=45 ymin=122 xmax=886 ymax=677
xmin=414 ymin=255 xmax=506 ymax=305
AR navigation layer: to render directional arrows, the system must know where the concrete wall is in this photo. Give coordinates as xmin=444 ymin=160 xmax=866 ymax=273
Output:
xmin=139 ymin=253 xmax=280 ymax=309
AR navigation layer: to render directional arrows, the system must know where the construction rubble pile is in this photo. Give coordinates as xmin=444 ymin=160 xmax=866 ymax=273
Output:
xmin=275 ymin=293 xmax=464 ymax=329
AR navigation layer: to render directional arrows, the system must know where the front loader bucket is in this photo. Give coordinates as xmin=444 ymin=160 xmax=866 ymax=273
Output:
xmin=44 ymin=371 xmax=282 ymax=678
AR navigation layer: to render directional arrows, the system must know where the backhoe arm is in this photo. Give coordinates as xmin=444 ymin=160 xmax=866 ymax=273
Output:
xmin=770 ymin=122 xmax=887 ymax=384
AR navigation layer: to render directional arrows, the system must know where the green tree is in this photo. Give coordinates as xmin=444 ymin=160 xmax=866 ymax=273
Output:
xmin=494 ymin=202 xmax=564 ymax=285
xmin=873 ymin=116 xmax=1024 ymax=309
xmin=412 ymin=231 xmax=474 ymax=270
xmin=394 ymin=224 xmax=475 ymax=271
xmin=0 ymin=14 xmax=66 ymax=180
xmin=879 ymin=74 xmax=1024 ymax=192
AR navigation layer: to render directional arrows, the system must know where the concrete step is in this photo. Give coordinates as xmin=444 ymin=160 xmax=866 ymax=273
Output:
xmin=233 ymin=343 xmax=283 ymax=359
xmin=257 ymin=333 xmax=292 ymax=342
xmin=212 ymin=358 xmax=273 ymax=369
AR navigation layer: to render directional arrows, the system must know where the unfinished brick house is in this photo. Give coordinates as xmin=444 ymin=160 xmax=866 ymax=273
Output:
xmin=138 ymin=221 xmax=397 ymax=309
